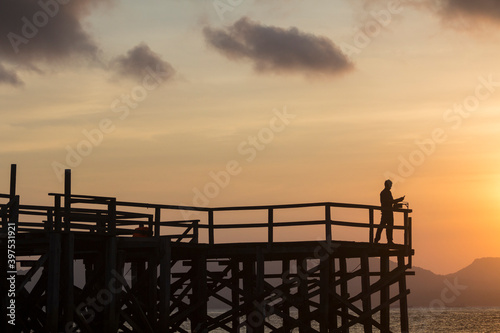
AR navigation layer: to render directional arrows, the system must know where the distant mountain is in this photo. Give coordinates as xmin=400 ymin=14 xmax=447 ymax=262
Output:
xmin=408 ymin=257 xmax=500 ymax=307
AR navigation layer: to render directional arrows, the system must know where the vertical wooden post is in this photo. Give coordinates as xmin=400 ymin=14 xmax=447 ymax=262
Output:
xmin=191 ymin=254 xmax=207 ymax=332
xmin=105 ymin=236 xmax=118 ymax=332
xmin=369 ymin=209 xmax=374 ymax=244
xmin=230 ymin=259 xmax=240 ymax=331
xmin=325 ymin=204 xmax=332 ymax=243
xmin=339 ymin=256 xmax=349 ymax=333
xmin=282 ymin=259 xmax=291 ymax=332
xmin=107 ymin=198 xmax=116 ymax=236
xmin=404 ymin=211 xmax=409 ymax=247
xmin=62 ymin=233 xmax=75 ymax=325
xmin=398 ymin=255 xmax=409 ymax=333
xmin=242 ymin=259 xmax=255 ymax=330
xmin=64 ymin=169 xmax=71 ymax=232
xmin=148 ymin=248 xmax=159 ymax=326
xmin=208 ymin=210 xmax=214 ymax=245
xmin=408 ymin=217 xmax=413 ymax=268
xmin=361 ymin=254 xmax=373 ymax=333
xmin=319 ymin=256 xmax=330 ymax=333
xmin=155 ymin=207 xmax=161 ymax=238
xmin=9 ymin=164 xmax=16 ymax=198
xmin=54 ymin=195 xmax=62 ymax=232
xmin=159 ymin=238 xmax=172 ymax=331
xmin=380 ymin=254 xmax=390 ymax=332
xmin=297 ymin=256 xmax=310 ymax=333
xmin=46 ymin=233 xmax=61 ymax=331
xmin=267 ymin=208 xmax=273 ymax=245
xmin=329 ymin=257 xmax=338 ymax=331
xmin=255 ymin=248 xmax=265 ymax=333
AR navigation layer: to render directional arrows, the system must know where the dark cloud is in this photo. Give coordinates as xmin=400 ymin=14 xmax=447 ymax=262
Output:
xmin=203 ymin=17 xmax=353 ymax=76
xmin=0 ymin=0 xmax=112 ymax=86
xmin=110 ymin=43 xmax=176 ymax=82
xmin=0 ymin=63 xmax=22 ymax=86
xmin=441 ymin=0 xmax=500 ymax=21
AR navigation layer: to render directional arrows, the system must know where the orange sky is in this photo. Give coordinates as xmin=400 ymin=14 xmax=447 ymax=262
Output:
xmin=1 ymin=0 xmax=500 ymax=275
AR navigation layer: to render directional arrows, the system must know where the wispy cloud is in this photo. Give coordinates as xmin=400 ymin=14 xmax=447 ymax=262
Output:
xmin=0 ymin=63 xmax=23 ymax=87
xmin=203 ymin=17 xmax=353 ymax=77
xmin=110 ymin=43 xmax=176 ymax=82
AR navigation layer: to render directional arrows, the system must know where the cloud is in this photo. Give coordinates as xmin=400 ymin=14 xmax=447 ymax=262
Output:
xmin=441 ymin=0 xmax=500 ymax=21
xmin=110 ymin=43 xmax=176 ymax=82
xmin=0 ymin=0 xmax=112 ymax=86
xmin=0 ymin=63 xmax=23 ymax=86
xmin=203 ymin=17 xmax=353 ymax=76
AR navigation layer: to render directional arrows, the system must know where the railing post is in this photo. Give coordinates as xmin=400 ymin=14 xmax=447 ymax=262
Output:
xmin=369 ymin=209 xmax=374 ymax=244
xmin=403 ymin=211 xmax=409 ymax=247
xmin=325 ymin=204 xmax=332 ymax=243
xmin=64 ymin=169 xmax=71 ymax=232
xmin=54 ymin=195 xmax=62 ymax=232
xmin=193 ymin=220 xmax=199 ymax=244
xmin=9 ymin=164 xmax=16 ymax=199
xmin=268 ymin=208 xmax=273 ymax=245
xmin=108 ymin=198 xmax=116 ymax=236
xmin=208 ymin=210 xmax=214 ymax=245
xmin=155 ymin=207 xmax=161 ymax=238
xmin=408 ymin=217 xmax=413 ymax=268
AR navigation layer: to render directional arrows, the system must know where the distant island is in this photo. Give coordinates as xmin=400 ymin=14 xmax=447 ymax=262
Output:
xmin=408 ymin=257 xmax=500 ymax=308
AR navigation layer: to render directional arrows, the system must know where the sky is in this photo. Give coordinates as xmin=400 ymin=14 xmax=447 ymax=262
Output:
xmin=1 ymin=0 xmax=500 ymax=275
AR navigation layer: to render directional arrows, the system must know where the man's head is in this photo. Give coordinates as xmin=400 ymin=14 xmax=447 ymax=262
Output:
xmin=384 ymin=179 xmax=392 ymax=189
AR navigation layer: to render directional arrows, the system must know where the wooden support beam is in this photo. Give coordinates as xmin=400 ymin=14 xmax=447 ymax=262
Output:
xmin=64 ymin=169 xmax=71 ymax=232
xmin=105 ymin=236 xmax=118 ymax=332
xmin=159 ymin=238 xmax=172 ymax=331
xmin=361 ymin=254 xmax=373 ymax=333
xmin=398 ymin=255 xmax=410 ymax=333
xmin=319 ymin=256 xmax=330 ymax=333
xmin=9 ymin=164 xmax=16 ymax=198
xmin=339 ymin=256 xmax=349 ymax=333
xmin=297 ymin=256 xmax=310 ymax=333
xmin=46 ymin=233 xmax=61 ymax=331
xmin=62 ymin=233 xmax=75 ymax=324
xmin=191 ymin=254 xmax=208 ymax=332
xmin=380 ymin=253 xmax=390 ymax=332
xmin=230 ymin=259 xmax=240 ymax=331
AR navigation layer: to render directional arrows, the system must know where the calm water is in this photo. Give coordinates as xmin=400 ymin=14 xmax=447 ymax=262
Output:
xmin=190 ymin=307 xmax=500 ymax=332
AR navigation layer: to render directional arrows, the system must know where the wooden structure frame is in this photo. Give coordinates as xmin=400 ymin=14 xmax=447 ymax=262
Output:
xmin=1 ymin=165 xmax=413 ymax=332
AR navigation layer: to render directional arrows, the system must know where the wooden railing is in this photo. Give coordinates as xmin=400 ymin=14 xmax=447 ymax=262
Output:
xmin=1 ymin=166 xmax=412 ymax=249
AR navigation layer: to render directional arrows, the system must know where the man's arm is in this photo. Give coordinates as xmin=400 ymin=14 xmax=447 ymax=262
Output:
xmin=394 ymin=195 xmax=405 ymax=203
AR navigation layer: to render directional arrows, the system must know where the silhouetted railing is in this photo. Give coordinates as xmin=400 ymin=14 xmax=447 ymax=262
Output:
xmin=1 ymin=166 xmax=412 ymax=249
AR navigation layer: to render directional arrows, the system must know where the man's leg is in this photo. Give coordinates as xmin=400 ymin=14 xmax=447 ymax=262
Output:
xmin=374 ymin=218 xmax=386 ymax=243
xmin=386 ymin=216 xmax=394 ymax=244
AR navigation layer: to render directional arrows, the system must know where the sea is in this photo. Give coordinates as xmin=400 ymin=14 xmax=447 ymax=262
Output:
xmin=185 ymin=307 xmax=500 ymax=332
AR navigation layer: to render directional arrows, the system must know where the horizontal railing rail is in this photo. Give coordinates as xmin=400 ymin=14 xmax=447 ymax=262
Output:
xmin=3 ymin=191 xmax=412 ymax=249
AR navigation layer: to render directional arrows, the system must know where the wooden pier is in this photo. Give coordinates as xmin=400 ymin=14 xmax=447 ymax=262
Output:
xmin=1 ymin=165 xmax=413 ymax=332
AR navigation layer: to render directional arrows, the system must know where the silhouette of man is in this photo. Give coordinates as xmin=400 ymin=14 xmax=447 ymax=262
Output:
xmin=374 ymin=180 xmax=405 ymax=244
